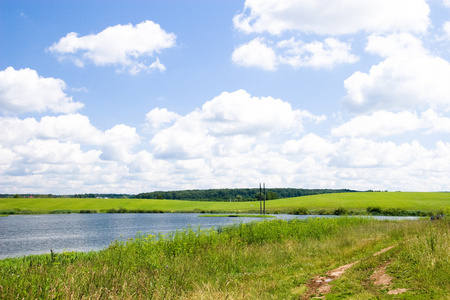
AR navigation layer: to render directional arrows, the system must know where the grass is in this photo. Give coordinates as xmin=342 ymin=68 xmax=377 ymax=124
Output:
xmin=1 ymin=192 xmax=450 ymax=215
xmin=198 ymin=214 xmax=275 ymax=218
xmin=1 ymin=217 xmax=449 ymax=298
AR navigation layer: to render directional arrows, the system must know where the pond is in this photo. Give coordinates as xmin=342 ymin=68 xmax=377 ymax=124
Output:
xmin=0 ymin=213 xmax=418 ymax=259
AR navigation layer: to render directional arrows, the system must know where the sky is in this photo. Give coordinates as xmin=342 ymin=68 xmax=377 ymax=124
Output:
xmin=1 ymin=0 xmax=450 ymax=194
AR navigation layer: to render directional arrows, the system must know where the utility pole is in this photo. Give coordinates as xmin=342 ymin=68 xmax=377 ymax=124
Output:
xmin=263 ymin=183 xmax=266 ymax=215
xmin=259 ymin=183 xmax=262 ymax=215
xmin=259 ymin=183 xmax=267 ymax=215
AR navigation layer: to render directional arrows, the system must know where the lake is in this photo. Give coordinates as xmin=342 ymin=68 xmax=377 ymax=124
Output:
xmin=0 ymin=213 xmax=418 ymax=259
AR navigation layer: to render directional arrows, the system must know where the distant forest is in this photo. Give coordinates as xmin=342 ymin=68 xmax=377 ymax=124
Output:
xmin=135 ymin=188 xmax=357 ymax=202
xmin=1 ymin=188 xmax=357 ymax=201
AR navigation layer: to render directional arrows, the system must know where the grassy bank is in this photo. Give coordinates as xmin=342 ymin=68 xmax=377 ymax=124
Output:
xmin=198 ymin=214 xmax=275 ymax=218
xmin=1 ymin=192 xmax=450 ymax=216
xmin=1 ymin=217 xmax=449 ymax=298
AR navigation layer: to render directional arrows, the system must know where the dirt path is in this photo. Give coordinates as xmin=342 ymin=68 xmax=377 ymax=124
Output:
xmin=302 ymin=243 xmax=403 ymax=299
xmin=370 ymin=261 xmax=408 ymax=295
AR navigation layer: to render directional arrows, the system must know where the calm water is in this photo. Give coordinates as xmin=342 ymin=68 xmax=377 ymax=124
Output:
xmin=0 ymin=213 xmax=418 ymax=259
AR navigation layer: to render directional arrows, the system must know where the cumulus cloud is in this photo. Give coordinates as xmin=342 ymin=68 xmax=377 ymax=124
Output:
xmin=3 ymin=88 xmax=450 ymax=193
xmin=150 ymin=90 xmax=325 ymax=159
xmin=145 ymin=107 xmax=181 ymax=130
xmin=232 ymin=37 xmax=358 ymax=70
xmin=332 ymin=138 xmax=433 ymax=170
xmin=332 ymin=111 xmax=422 ymax=138
xmin=281 ymin=134 xmax=335 ymax=155
xmin=48 ymin=20 xmax=176 ymax=74
xmin=232 ymin=38 xmax=278 ymax=70
xmin=277 ymin=37 xmax=359 ymax=69
xmin=343 ymin=33 xmax=450 ymax=112
xmin=234 ymin=0 xmax=430 ymax=35
xmin=332 ymin=110 xmax=450 ymax=138
xmin=101 ymin=125 xmax=141 ymax=163
xmin=0 ymin=112 xmax=153 ymax=193
xmin=0 ymin=67 xmax=84 ymax=114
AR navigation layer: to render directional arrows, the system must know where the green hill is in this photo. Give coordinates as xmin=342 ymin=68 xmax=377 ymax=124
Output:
xmin=1 ymin=192 xmax=449 ymax=216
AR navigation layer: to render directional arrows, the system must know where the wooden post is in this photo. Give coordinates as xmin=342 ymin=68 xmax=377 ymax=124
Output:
xmin=263 ymin=183 xmax=266 ymax=215
xmin=259 ymin=183 xmax=262 ymax=215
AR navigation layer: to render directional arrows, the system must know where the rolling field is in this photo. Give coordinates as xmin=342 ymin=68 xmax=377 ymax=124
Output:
xmin=1 ymin=192 xmax=450 ymax=215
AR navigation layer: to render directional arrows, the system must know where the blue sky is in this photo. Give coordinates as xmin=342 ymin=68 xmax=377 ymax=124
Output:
xmin=1 ymin=0 xmax=450 ymax=194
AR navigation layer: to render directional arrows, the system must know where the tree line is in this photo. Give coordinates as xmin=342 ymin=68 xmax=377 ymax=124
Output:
xmin=1 ymin=188 xmax=357 ymax=201
xmin=135 ymin=188 xmax=356 ymax=202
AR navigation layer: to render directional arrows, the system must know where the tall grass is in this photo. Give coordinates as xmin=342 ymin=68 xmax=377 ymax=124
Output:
xmin=1 ymin=217 xmax=449 ymax=298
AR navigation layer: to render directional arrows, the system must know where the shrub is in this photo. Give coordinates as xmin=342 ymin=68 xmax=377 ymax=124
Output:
xmin=79 ymin=210 xmax=98 ymax=213
xmin=333 ymin=207 xmax=347 ymax=215
xmin=292 ymin=207 xmax=308 ymax=215
xmin=366 ymin=206 xmax=382 ymax=215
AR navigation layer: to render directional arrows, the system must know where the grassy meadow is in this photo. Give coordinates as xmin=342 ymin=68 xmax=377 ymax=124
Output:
xmin=1 ymin=217 xmax=450 ymax=299
xmin=1 ymin=192 xmax=450 ymax=215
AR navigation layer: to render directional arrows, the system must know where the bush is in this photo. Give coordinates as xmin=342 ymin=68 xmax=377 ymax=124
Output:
xmin=366 ymin=206 xmax=382 ymax=215
xmin=333 ymin=207 xmax=348 ymax=215
xmin=50 ymin=210 xmax=73 ymax=214
xmin=79 ymin=210 xmax=98 ymax=213
xmin=291 ymin=207 xmax=308 ymax=215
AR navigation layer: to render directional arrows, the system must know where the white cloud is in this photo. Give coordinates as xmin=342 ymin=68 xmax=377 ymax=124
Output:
xmin=421 ymin=109 xmax=450 ymax=134
xmin=0 ymin=67 xmax=84 ymax=114
xmin=443 ymin=22 xmax=450 ymax=39
xmin=343 ymin=33 xmax=450 ymax=113
xmin=0 ymin=117 xmax=38 ymax=145
xmin=364 ymin=33 xmax=424 ymax=57
xmin=48 ymin=20 xmax=176 ymax=74
xmin=37 ymin=114 xmax=103 ymax=144
xmin=444 ymin=0 xmax=450 ymax=7
xmin=145 ymin=107 xmax=181 ymax=130
xmin=150 ymin=90 xmax=324 ymax=159
xmin=0 ymin=112 xmax=150 ymax=193
xmin=234 ymin=0 xmax=430 ymax=35
xmin=332 ymin=109 xmax=450 ymax=138
xmin=277 ymin=37 xmax=359 ymax=69
xmin=232 ymin=38 xmax=277 ymax=71
xmin=281 ymin=134 xmax=335 ymax=155
xmin=14 ymin=139 xmax=100 ymax=166
xmin=332 ymin=138 xmax=429 ymax=168
xmin=101 ymin=125 xmax=141 ymax=162
xmin=232 ymin=37 xmax=358 ymax=70
xmin=332 ymin=111 xmax=422 ymax=138
xmin=3 ymin=89 xmax=450 ymax=193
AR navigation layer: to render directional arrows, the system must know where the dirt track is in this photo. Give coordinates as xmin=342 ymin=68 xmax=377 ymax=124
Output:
xmin=302 ymin=243 xmax=408 ymax=299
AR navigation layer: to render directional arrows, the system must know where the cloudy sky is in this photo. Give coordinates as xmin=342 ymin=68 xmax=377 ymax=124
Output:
xmin=1 ymin=0 xmax=450 ymax=194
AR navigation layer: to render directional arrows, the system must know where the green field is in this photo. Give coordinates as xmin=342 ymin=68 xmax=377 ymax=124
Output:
xmin=1 ymin=192 xmax=450 ymax=215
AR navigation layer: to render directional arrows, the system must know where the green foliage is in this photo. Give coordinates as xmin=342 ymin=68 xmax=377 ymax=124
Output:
xmin=50 ymin=210 xmax=74 ymax=214
xmin=267 ymin=191 xmax=278 ymax=200
xmin=0 ymin=208 xmax=33 ymax=215
xmin=333 ymin=207 xmax=348 ymax=215
xmin=79 ymin=209 xmax=98 ymax=213
xmin=106 ymin=208 xmax=164 ymax=213
xmin=291 ymin=207 xmax=309 ymax=215
xmin=198 ymin=214 xmax=274 ymax=218
xmin=136 ymin=188 xmax=356 ymax=201
xmin=367 ymin=206 xmax=431 ymax=217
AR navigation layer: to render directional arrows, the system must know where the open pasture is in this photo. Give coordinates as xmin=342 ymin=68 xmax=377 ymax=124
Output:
xmin=1 ymin=192 xmax=450 ymax=215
